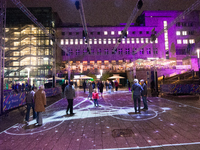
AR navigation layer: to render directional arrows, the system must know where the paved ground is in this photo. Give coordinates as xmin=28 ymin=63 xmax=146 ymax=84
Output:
xmin=1 ymin=89 xmax=200 ymax=150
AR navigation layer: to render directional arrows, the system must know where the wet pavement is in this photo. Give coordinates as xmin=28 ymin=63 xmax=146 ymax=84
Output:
xmin=1 ymin=89 xmax=200 ymax=150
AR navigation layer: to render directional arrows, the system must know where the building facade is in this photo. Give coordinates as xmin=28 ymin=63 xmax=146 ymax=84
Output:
xmin=5 ymin=7 xmax=58 ymax=86
xmin=56 ymin=10 xmax=200 ymax=78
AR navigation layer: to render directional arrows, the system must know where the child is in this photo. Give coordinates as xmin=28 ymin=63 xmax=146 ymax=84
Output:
xmin=92 ymin=89 xmax=99 ymax=107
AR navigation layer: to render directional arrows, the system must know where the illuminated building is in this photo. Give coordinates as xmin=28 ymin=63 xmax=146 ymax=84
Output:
xmin=4 ymin=8 xmax=59 ymax=85
xmin=57 ymin=10 xmax=200 ymax=78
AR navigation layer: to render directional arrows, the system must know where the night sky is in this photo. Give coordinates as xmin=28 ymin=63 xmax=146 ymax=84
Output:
xmin=7 ymin=0 xmax=199 ymax=26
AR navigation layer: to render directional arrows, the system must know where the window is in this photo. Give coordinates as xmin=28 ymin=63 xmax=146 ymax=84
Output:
xmin=125 ymin=48 xmax=130 ymax=55
xmin=118 ymin=48 xmax=122 ymax=55
xmin=104 ymin=49 xmax=108 ymax=55
xmin=97 ymin=32 xmax=100 ymax=35
xmin=99 ymin=39 xmax=102 ymax=44
xmin=104 ymin=31 xmax=108 ymax=35
xmin=176 ymin=31 xmax=181 ymax=35
xmin=146 ymin=31 xmax=149 ymax=34
xmin=90 ymin=32 xmax=93 ymax=35
xmin=80 ymin=39 xmax=83 ymax=44
xmin=176 ymin=22 xmax=181 ymax=27
xmin=155 ymin=38 xmax=158 ymax=43
xmin=183 ymin=39 xmax=188 ymax=44
xmin=70 ymin=39 xmax=73 ymax=45
xmin=131 ymin=38 xmax=135 ymax=44
xmin=118 ymin=31 xmax=121 ymax=35
xmin=62 ymin=50 xmax=65 ymax=56
xmin=97 ymin=49 xmax=101 ymax=55
xmin=189 ymin=31 xmax=194 ymax=35
xmin=141 ymin=38 xmax=144 ymax=43
xmin=127 ymin=38 xmax=130 ymax=44
xmin=177 ymin=39 xmax=182 ymax=44
xmin=69 ymin=49 xmax=73 ymax=55
xmin=145 ymin=38 xmax=149 ymax=43
xmin=94 ymin=39 xmax=97 ymax=44
xmin=122 ymin=38 xmax=125 ymax=44
xmin=62 ymin=32 xmax=65 ymax=35
xmin=69 ymin=32 xmax=72 ymax=35
xmin=153 ymin=48 xmax=158 ymax=54
xmin=89 ymin=39 xmax=92 ymax=44
xmin=182 ymin=31 xmax=187 ymax=35
xmin=76 ymin=49 xmax=80 ymax=55
xmin=147 ymin=48 xmax=151 ymax=54
xmin=111 ymin=31 xmax=115 ymax=35
xmin=91 ymin=49 xmax=94 ymax=54
xmin=132 ymin=31 xmax=135 ymax=34
xmin=113 ymin=39 xmax=116 ymax=44
xmin=83 ymin=49 xmax=87 ymax=55
xmin=140 ymin=49 xmax=144 ymax=54
xmin=103 ymin=39 xmax=106 ymax=44
xmin=189 ymin=39 xmax=195 ymax=44
xmin=60 ymin=39 xmax=64 ymax=45
xmin=75 ymin=39 xmax=78 ymax=45
xmin=136 ymin=38 xmax=139 ymax=43
xmin=139 ymin=31 xmax=142 ymax=34
xmin=108 ymin=39 xmax=111 ymax=44
xmin=65 ymin=39 xmax=69 ymax=45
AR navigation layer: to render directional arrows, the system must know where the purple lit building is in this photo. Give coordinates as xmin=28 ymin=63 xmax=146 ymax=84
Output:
xmin=56 ymin=10 xmax=200 ymax=80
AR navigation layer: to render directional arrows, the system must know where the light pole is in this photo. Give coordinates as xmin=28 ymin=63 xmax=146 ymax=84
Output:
xmin=26 ymin=68 xmax=30 ymax=84
xmin=197 ymin=49 xmax=200 ymax=81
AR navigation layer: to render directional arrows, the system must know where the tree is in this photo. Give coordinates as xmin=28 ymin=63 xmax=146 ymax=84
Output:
xmin=87 ymin=73 xmax=97 ymax=81
xmin=101 ymin=71 xmax=112 ymax=81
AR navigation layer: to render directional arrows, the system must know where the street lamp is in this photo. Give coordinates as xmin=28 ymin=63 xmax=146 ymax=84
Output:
xmin=26 ymin=68 xmax=30 ymax=84
xmin=197 ymin=49 xmax=200 ymax=79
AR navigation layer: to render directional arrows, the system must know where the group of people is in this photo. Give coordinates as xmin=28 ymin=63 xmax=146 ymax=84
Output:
xmin=25 ymin=85 xmax=46 ymax=126
xmin=12 ymin=82 xmax=36 ymax=94
xmin=131 ymin=79 xmax=148 ymax=114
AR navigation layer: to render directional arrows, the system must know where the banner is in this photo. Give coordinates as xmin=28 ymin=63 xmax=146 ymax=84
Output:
xmin=3 ymin=87 xmax=62 ymax=112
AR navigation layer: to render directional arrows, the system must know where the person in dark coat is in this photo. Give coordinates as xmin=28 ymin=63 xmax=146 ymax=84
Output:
xmin=92 ymin=81 xmax=96 ymax=89
xmin=128 ymin=80 xmax=131 ymax=91
xmin=65 ymin=82 xmax=76 ymax=115
xmin=131 ymin=79 xmax=143 ymax=114
xmin=140 ymin=79 xmax=148 ymax=110
xmin=99 ymin=81 xmax=104 ymax=97
xmin=83 ymin=80 xmax=86 ymax=93
xmin=115 ymin=80 xmax=119 ymax=91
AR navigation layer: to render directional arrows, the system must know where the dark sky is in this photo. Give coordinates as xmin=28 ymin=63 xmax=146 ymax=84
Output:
xmin=7 ymin=0 xmax=199 ymax=26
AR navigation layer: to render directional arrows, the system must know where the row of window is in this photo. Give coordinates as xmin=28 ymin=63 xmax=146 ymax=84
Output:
xmin=176 ymin=31 xmax=194 ymax=36
xmin=176 ymin=22 xmax=193 ymax=27
xmin=177 ymin=39 xmax=195 ymax=44
xmin=60 ymin=38 xmax=158 ymax=45
xmin=61 ymin=31 xmax=156 ymax=36
xmin=62 ymin=48 xmax=158 ymax=56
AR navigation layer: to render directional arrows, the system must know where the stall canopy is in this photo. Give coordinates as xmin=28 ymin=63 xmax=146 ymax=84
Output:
xmin=78 ymin=75 xmax=93 ymax=80
xmin=108 ymin=75 xmax=125 ymax=79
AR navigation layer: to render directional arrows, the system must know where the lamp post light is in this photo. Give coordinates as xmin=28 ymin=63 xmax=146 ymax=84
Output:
xmin=197 ymin=49 xmax=200 ymax=81
xmin=26 ymin=68 xmax=30 ymax=84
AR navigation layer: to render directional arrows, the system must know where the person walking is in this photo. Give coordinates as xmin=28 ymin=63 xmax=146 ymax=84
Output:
xmin=131 ymin=79 xmax=143 ymax=114
xmin=140 ymin=79 xmax=148 ymax=110
xmin=92 ymin=89 xmax=99 ymax=107
xmin=34 ymin=85 xmax=46 ymax=126
xmin=64 ymin=82 xmax=76 ymax=115
xmin=128 ymin=80 xmax=131 ymax=92
xmin=92 ymin=81 xmax=96 ymax=89
xmin=88 ymin=82 xmax=93 ymax=100
xmin=83 ymin=80 xmax=86 ymax=93
xmin=115 ymin=80 xmax=119 ymax=91
xmin=99 ymin=81 xmax=104 ymax=97
xmin=25 ymin=87 xmax=37 ymax=123
xmin=108 ymin=81 xmax=112 ymax=94
xmin=105 ymin=80 xmax=108 ymax=91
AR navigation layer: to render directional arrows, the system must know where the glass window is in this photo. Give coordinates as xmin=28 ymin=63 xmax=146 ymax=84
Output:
xmin=70 ymin=39 xmax=73 ymax=45
xmin=183 ymin=39 xmax=188 ymax=44
xmin=108 ymin=39 xmax=111 ymax=44
xmin=104 ymin=31 xmax=108 ymax=35
xmin=113 ymin=39 xmax=116 ymax=44
xmin=189 ymin=39 xmax=195 ymax=44
xmin=65 ymin=39 xmax=69 ymax=45
xmin=75 ymin=39 xmax=78 ymax=45
xmin=94 ymin=39 xmax=97 ymax=44
xmin=118 ymin=31 xmax=121 ymax=35
xmin=177 ymin=39 xmax=182 ymax=44
xmin=60 ymin=39 xmax=64 ymax=45
xmin=99 ymin=39 xmax=102 ymax=44
xmin=89 ymin=39 xmax=92 ymax=44
xmin=145 ymin=38 xmax=149 ymax=43
xmin=136 ymin=38 xmax=139 ymax=43
xmin=103 ymin=39 xmax=106 ymax=44
xmin=127 ymin=38 xmax=130 ymax=44
xmin=80 ymin=39 xmax=83 ymax=44
xmin=122 ymin=39 xmax=125 ymax=44
xmin=176 ymin=31 xmax=181 ymax=35
xmin=131 ymin=38 xmax=135 ymax=44
xmin=111 ymin=31 xmax=115 ymax=35
xmin=141 ymin=38 xmax=144 ymax=43
xmin=182 ymin=31 xmax=187 ymax=35
xmin=155 ymin=38 xmax=158 ymax=43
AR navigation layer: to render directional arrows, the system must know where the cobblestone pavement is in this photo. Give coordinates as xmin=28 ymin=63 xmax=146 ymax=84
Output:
xmin=1 ymin=89 xmax=200 ymax=150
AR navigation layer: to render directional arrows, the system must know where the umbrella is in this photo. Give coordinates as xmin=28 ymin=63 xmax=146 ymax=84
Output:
xmin=78 ymin=75 xmax=93 ymax=80
xmin=108 ymin=75 xmax=125 ymax=79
